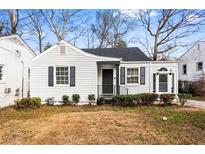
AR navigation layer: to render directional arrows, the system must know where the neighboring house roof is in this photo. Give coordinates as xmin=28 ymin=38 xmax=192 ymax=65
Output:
xmin=82 ymin=47 xmax=152 ymax=61
xmin=0 ymin=34 xmax=36 ymax=56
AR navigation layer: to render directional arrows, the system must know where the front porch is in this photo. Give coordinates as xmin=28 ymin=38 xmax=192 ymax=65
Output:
xmin=152 ymin=67 xmax=177 ymax=94
xmin=97 ymin=61 xmax=128 ymax=98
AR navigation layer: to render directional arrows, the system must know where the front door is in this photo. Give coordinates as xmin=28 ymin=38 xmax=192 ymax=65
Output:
xmin=159 ymin=74 xmax=168 ymax=92
xmin=102 ymin=69 xmax=113 ymax=94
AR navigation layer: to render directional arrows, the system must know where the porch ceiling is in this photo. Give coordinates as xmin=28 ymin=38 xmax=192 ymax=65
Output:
xmin=97 ymin=61 xmax=120 ymax=65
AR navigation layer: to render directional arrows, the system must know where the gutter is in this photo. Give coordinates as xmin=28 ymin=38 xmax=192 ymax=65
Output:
xmin=149 ymin=61 xmax=151 ymax=93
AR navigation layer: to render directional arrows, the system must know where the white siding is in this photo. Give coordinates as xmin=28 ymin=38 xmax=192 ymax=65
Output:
xmin=31 ymin=42 xmax=118 ymax=102
xmin=0 ymin=37 xmax=34 ymax=107
xmin=31 ymin=40 xmax=179 ymax=103
xmin=120 ymin=62 xmax=178 ymax=94
xmin=179 ymin=41 xmax=205 ymax=81
xmin=120 ymin=62 xmax=150 ymax=94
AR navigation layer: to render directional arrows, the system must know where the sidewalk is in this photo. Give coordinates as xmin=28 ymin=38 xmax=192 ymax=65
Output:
xmin=185 ymin=100 xmax=205 ymax=109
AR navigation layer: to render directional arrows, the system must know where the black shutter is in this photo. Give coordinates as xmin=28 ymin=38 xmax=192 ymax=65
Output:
xmin=70 ymin=66 xmax=75 ymax=87
xmin=120 ymin=67 xmax=125 ymax=84
xmin=153 ymin=73 xmax=156 ymax=92
xmin=48 ymin=66 xmax=54 ymax=86
xmin=140 ymin=67 xmax=145 ymax=85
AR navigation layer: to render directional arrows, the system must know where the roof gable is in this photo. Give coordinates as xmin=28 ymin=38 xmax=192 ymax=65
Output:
xmin=32 ymin=40 xmax=121 ymax=61
xmin=178 ymin=40 xmax=205 ymax=60
xmin=0 ymin=34 xmax=36 ymax=56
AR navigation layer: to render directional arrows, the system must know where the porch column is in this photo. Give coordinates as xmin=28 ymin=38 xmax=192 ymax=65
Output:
xmin=156 ymin=74 xmax=159 ymax=93
xmin=116 ymin=64 xmax=120 ymax=95
xmin=168 ymin=74 xmax=172 ymax=93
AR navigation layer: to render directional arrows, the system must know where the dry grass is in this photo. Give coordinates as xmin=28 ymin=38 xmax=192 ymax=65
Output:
xmin=0 ymin=105 xmax=205 ymax=144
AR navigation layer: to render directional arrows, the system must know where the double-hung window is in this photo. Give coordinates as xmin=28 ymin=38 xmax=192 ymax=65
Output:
xmin=182 ymin=64 xmax=187 ymax=75
xmin=127 ymin=68 xmax=139 ymax=84
xmin=197 ymin=62 xmax=203 ymax=71
xmin=56 ymin=66 xmax=69 ymax=85
xmin=0 ymin=65 xmax=3 ymax=81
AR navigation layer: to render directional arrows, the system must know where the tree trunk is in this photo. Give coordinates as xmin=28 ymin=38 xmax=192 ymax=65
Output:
xmin=153 ymin=35 xmax=159 ymax=61
xmin=39 ymin=37 xmax=42 ymax=53
xmin=9 ymin=9 xmax=17 ymax=34
xmin=153 ymin=27 xmax=159 ymax=61
xmin=153 ymin=48 xmax=158 ymax=60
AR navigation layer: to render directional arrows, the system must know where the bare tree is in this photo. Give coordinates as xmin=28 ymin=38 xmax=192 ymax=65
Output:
xmin=138 ymin=9 xmax=205 ymax=60
xmin=85 ymin=25 xmax=96 ymax=49
xmin=44 ymin=41 xmax=52 ymax=51
xmin=0 ymin=10 xmax=6 ymax=34
xmin=26 ymin=10 xmax=46 ymax=53
xmin=0 ymin=22 xmax=3 ymax=34
xmin=109 ymin=10 xmax=136 ymax=48
xmin=91 ymin=10 xmax=136 ymax=48
xmin=8 ymin=9 xmax=19 ymax=34
xmin=115 ymin=39 xmax=127 ymax=48
xmin=0 ymin=9 xmax=34 ymax=35
xmin=41 ymin=9 xmax=87 ymax=42
xmin=91 ymin=10 xmax=113 ymax=48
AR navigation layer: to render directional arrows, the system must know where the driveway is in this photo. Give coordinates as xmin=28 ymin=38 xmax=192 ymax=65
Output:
xmin=186 ymin=100 xmax=205 ymax=109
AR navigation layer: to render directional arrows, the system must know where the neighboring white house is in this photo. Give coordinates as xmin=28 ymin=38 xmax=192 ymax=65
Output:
xmin=31 ymin=40 xmax=178 ymax=103
xmin=179 ymin=41 xmax=205 ymax=81
xmin=0 ymin=34 xmax=35 ymax=107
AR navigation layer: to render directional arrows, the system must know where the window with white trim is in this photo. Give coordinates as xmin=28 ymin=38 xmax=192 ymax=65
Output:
xmin=182 ymin=64 xmax=187 ymax=75
xmin=196 ymin=62 xmax=203 ymax=71
xmin=127 ymin=68 xmax=139 ymax=84
xmin=56 ymin=66 xmax=69 ymax=85
xmin=0 ymin=66 xmax=3 ymax=81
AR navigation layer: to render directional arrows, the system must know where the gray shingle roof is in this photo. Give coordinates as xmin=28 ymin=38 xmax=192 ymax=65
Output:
xmin=82 ymin=47 xmax=152 ymax=61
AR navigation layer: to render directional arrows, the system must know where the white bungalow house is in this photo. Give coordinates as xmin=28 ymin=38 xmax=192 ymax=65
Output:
xmin=0 ymin=35 xmax=35 ymax=107
xmin=179 ymin=41 xmax=205 ymax=81
xmin=31 ymin=40 xmax=178 ymax=103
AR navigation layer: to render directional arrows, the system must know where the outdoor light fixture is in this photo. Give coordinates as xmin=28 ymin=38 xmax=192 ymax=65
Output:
xmin=169 ymin=69 xmax=172 ymax=75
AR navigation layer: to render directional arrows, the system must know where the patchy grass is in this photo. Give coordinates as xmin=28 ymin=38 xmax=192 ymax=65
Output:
xmin=190 ymin=96 xmax=205 ymax=101
xmin=0 ymin=105 xmax=205 ymax=144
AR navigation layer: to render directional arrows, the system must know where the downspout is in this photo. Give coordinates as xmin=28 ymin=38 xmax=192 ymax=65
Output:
xmin=149 ymin=61 xmax=151 ymax=93
xmin=21 ymin=60 xmax=24 ymax=98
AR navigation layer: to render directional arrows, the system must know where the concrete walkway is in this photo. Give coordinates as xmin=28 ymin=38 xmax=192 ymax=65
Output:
xmin=185 ymin=100 xmax=205 ymax=109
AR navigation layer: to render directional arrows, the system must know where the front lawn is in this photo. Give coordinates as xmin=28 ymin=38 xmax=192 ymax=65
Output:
xmin=0 ymin=105 xmax=205 ymax=144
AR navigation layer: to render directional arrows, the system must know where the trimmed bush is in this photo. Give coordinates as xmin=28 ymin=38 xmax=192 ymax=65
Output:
xmin=15 ymin=97 xmax=41 ymax=110
xmin=88 ymin=94 xmax=95 ymax=101
xmin=138 ymin=93 xmax=158 ymax=105
xmin=88 ymin=94 xmax=95 ymax=105
xmin=31 ymin=97 xmax=41 ymax=108
xmin=178 ymin=93 xmax=192 ymax=106
xmin=160 ymin=94 xmax=175 ymax=105
xmin=111 ymin=93 xmax=158 ymax=107
xmin=97 ymin=97 xmax=105 ymax=105
xmin=111 ymin=95 xmax=134 ymax=107
xmin=62 ymin=95 xmax=70 ymax=105
xmin=72 ymin=94 xmax=80 ymax=103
